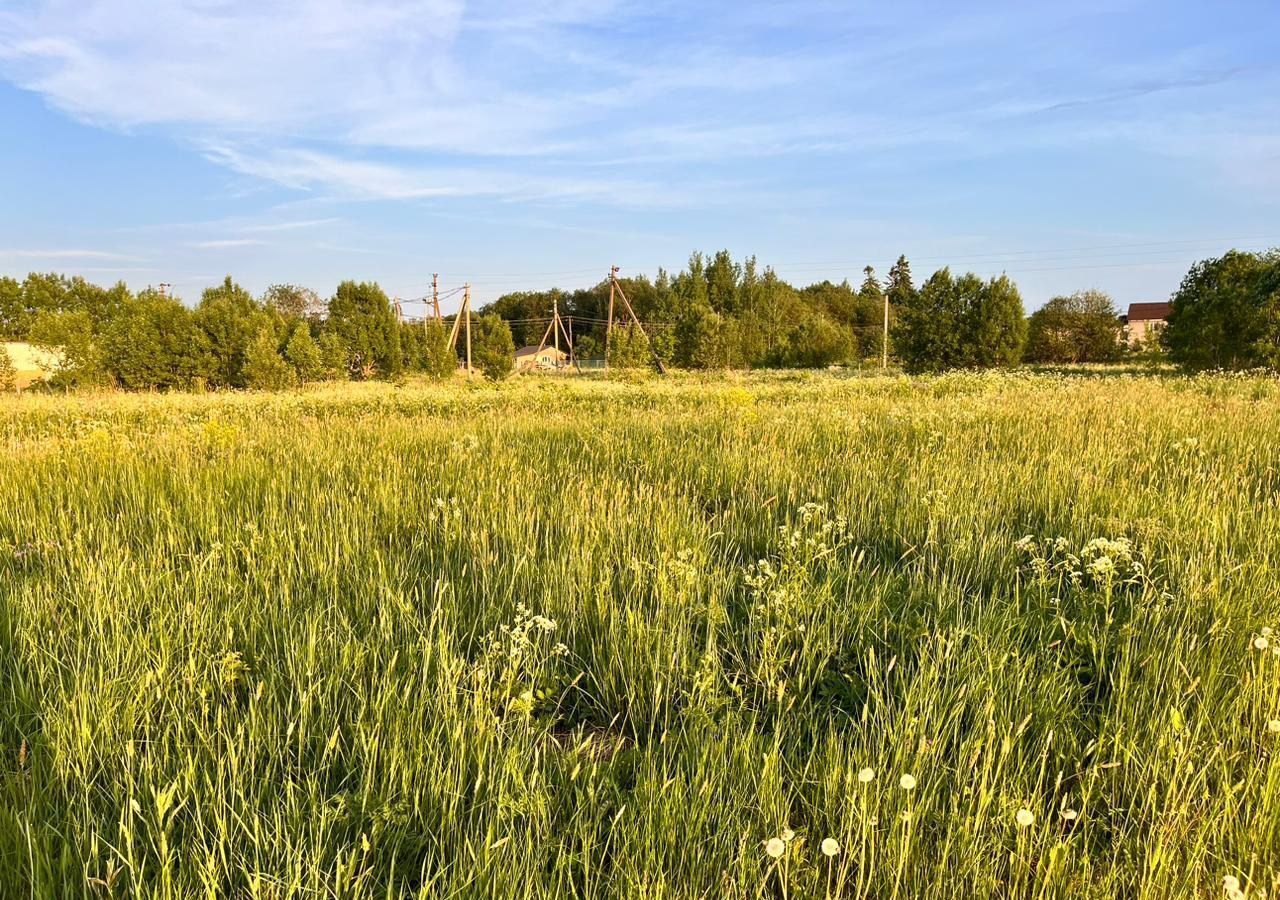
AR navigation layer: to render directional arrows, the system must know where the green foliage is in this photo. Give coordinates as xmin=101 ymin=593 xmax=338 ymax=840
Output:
xmin=472 ymin=313 xmax=515 ymax=380
xmin=262 ymin=283 xmax=321 ymax=320
xmin=29 ymin=309 xmax=109 ymax=388
xmin=316 ymin=331 xmax=351 ymax=381
xmin=966 ymin=274 xmax=1028 ymax=368
xmin=606 ymin=322 xmax=652 ymax=369
xmin=284 ymin=326 xmax=324 ymax=383
xmin=1164 ymin=249 xmax=1280 ymax=371
xmin=776 ymin=312 xmax=852 ymax=367
xmin=0 ymin=277 xmax=20 ymax=338
xmin=325 ymin=281 xmax=401 ymax=379
xmin=574 ymin=333 xmax=601 ymax=362
xmin=102 ymin=290 xmax=210 ymax=390
xmin=896 ymin=268 xmax=1027 ymax=373
xmin=0 ymin=345 xmax=14 ymax=391
xmin=1025 ymin=290 xmax=1123 ymax=364
xmin=194 ymin=276 xmax=268 ymax=388
xmin=422 ymin=318 xmax=458 ymax=379
xmin=241 ymin=328 xmax=297 ymax=390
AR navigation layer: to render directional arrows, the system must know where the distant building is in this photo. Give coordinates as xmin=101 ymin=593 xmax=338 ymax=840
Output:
xmin=514 ymin=345 xmax=568 ymax=371
xmin=1123 ymin=302 xmax=1171 ymax=348
xmin=2 ymin=341 xmax=61 ymax=388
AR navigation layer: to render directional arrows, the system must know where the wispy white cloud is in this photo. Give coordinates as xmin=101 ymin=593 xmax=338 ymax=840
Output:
xmin=1 ymin=0 xmax=1277 ymax=209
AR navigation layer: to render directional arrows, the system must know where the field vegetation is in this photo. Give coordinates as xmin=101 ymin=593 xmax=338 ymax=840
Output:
xmin=2 ymin=370 xmax=1279 ymax=898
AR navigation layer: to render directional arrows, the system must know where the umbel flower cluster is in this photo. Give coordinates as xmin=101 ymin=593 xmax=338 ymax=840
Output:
xmin=1014 ymin=534 xmax=1152 ymax=591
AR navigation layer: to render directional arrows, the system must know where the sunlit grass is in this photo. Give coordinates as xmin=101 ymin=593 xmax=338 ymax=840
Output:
xmin=2 ymin=369 xmax=1279 ymax=898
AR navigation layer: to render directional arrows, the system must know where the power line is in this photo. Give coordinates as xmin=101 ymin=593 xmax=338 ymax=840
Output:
xmin=400 ymin=235 xmax=1276 ymax=294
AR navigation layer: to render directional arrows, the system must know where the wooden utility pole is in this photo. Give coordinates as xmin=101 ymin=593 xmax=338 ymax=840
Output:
xmin=432 ymin=273 xmax=441 ymax=322
xmin=605 ymin=265 xmax=618 ymax=369
xmin=609 ymin=266 xmax=667 ymax=375
xmin=464 ymin=283 xmax=472 ymax=375
xmin=534 ymin=294 xmax=574 ymax=371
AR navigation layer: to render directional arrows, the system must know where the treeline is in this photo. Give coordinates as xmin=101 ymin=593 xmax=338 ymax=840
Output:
xmin=484 ymin=251 xmax=896 ymax=369
xmin=486 ymin=246 xmax=1280 ymax=373
xmin=3 ymin=245 xmax=1276 ymax=391
xmin=487 ymin=251 xmax=1036 ymax=373
xmin=0 ymin=276 xmax=495 ymax=389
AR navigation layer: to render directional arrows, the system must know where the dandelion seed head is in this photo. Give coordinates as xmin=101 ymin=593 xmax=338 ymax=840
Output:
xmin=1254 ymin=636 xmax=1270 ymax=651
xmin=764 ymin=837 xmax=786 ymax=859
xmin=858 ymin=767 xmax=875 ymax=784
xmin=1268 ymin=719 xmax=1280 ymax=734
xmin=780 ymin=828 xmax=795 ymax=842
xmin=1222 ymin=874 xmax=1240 ymax=894
xmin=899 ymin=774 xmax=917 ymax=790
xmin=1263 ymin=627 xmax=1274 ymax=637
xmin=1061 ymin=808 xmax=1078 ymax=821
xmin=1016 ymin=808 xmax=1035 ymax=827
xmin=820 ymin=837 xmax=840 ymax=857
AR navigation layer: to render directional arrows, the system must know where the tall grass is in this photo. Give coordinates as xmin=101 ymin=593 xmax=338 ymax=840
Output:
xmin=1 ymin=370 xmax=1278 ymax=898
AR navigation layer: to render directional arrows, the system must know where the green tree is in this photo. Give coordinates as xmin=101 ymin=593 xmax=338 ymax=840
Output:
xmin=29 ymin=309 xmax=109 ymax=388
xmin=574 ymin=333 xmax=601 ymax=362
xmin=263 ymin=284 xmax=322 ymax=321
xmin=325 ymin=281 xmax=401 ymax=379
xmin=241 ymin=328 xmax=297 ymax=390
xmin=606 ymin=322 xmax=652 ymax=369
xmin=285 ymin=326 xmax=324 ymax=383
xmin=422 ymin=318 xmax=457 ymax=379
xmin=706 ymin=250 xmax=741 ymax=315
xmin=778 ymin=311 xmax=852 ymax=367
xmin=102 ymin=290 xmax=210 ymax=390
xmin=0 ymin=345 xmax=15 ymax=391
xmin=316 ymin=332 xmax=350 ymax=380
xmin=886 ymin=256 xmax=916 ymax=307
xmin=856 ymin=266 xmax=887 ymax=359
xmin=1024 ymin=290 xmax=1122 ymax=363
xmin=1164 ymin=250 xmax=1280 ymax=371
xmin=194 ymin=276 xmax=267 ymax=388
xmin=0 ymin=277 xmax=21 ymax=338
xmin=965 ymin=274 xmax=1027 ymax=367
xmin=472 ymin=314 xmax=515 ymax=380
xmin=896 ymin=268 xmax=963 ymax=373
xmin=896 ymin=269 xmax=1026 ymax=373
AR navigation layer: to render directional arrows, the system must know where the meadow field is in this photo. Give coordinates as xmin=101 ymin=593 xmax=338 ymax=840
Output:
xmin=2 ymin=370 xmax=1279 ymax=898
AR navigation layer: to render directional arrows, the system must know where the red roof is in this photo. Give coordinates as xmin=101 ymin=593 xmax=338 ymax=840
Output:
xmin=1127 ymin=302 xmax=1171 ymax=321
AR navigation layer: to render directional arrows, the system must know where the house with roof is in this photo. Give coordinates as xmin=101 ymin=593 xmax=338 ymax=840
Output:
xmin=1122 ymin=302 xmax=1171 ymax=348
xmin=514 ymin=344 xmax=568 ymax=371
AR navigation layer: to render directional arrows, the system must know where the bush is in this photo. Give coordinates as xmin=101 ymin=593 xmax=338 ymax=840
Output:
xmin=285 ymin=326 xmax=324 ymax=383
xmin=1165 ymin=249 xmax=1280 ymax=371
xmin=241 ymin=330 xmax=297 ymax=390
xmin=317 ymin=332 xmax=350 ymax=380
xmin=30 ymin=309 xmax=110 ymax=388
xmin=606 ymin=322 xmax=652 ymax=369
xmin=102 ymin=292 xmax=210 ymax=390
xmin=422 ymin=318 xmax=458 ymax=379
xmin=472 ymin=314 xmax=515 ymax=380
xmin=1025 ymin=290 xmax=1122 ymax=364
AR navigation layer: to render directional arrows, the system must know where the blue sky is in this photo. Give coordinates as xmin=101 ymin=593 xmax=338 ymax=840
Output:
xmin=1 ymin=0 xmax=1278 ymax=315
